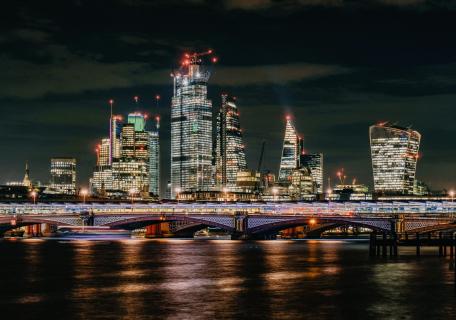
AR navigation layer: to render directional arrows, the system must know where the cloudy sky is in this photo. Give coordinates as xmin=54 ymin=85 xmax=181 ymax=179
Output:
xmin=1 ymin=0 xmax=456 ymax=193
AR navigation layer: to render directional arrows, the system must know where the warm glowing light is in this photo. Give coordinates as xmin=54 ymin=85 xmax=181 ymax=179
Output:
xmin=222 ymin=187 xmax=229 ymax=193
xmin=155 ymin=116 xmax=160 ymax=122
xmin=211 ymin=57 xmax=218 ymax=63
xmin=155 ymin=94 xmax=161 ymax=100
xmin=272 ymin=187 xmax=279 ymax=195
xmin=309 ymin=218 xmax=317 ymax=225
xmin=80 ymin=189 xmax=88 ymax=196
xmin=30 ymin=191 xmax=37 ymax=198
xmin=286 ymin=115 xmax=291 ymax=121
xmin=175 ymin=187 xmax=182 ymax=194
xmin=129 ymin=188 xmax=137 ymax=195
xmin=450 ymin=190 xmax=455 ymax=198
xmin=208 ymin=49 xmax=213 ymax=54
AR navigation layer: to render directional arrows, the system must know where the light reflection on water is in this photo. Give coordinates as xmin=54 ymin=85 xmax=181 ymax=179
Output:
xmin=0 ymin=239 xmax=455 ymax=319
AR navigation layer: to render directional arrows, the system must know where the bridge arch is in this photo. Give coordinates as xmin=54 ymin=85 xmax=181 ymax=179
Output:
xmin=101 ymin=215 xmax=235 ymax=233
xmin=248 ymin=217 xmax=393 ymax=236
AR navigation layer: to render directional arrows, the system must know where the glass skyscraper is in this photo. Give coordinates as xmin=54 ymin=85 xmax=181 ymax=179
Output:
xmin=369 ymin=123 xmax=421 ymax=195
xmin=278 ymin=117 xmax=303 ymax=183
xmin=170 ymin=55 xmax=213 ymax=197
xmin=215 ymin=94 xmax=247 ymax=189
xmin=149 ymin=124 xmax=160 ymax=197
xmin=300 ymin=153 xmax=324 ymax=194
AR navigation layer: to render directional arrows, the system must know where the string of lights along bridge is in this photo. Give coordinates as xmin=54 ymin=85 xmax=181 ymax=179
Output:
xmin=1 ymin=50 xmax=454 ymax=204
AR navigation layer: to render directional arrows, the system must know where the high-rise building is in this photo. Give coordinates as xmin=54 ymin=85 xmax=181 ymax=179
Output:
xmin=148 ymin=118 xmax=160 ymax=196
xmin=112 ymin=116 xmax=150 ymax=194
xmin=215 ymin=94 xmax=247 ymax=189
xmin=278 ymin=117 xmax=303 ymax=183
xmin=22 ymin=162 xmax=32 ymax=189
xmin=49 ymin=157 xmax=76 ymax=195
xmin=170 ymin=53 xmax=214 ymax=197
xmin=369 ymin=123 xmax=421 ymax=195
xmin=300 ymin=153 xmax=324 ymax=194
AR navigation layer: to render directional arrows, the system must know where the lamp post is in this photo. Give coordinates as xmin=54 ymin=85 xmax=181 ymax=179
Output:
xmin=129 ymin=188 xmax=137 ymax=207
xmin=272 ymin=187 xmax=279 ymax=202
xmin=80 ymin=189 xmax=88 ymax=204
xmin=450 ymin=190 xmax=455 ymax=218
xmin=175 ymin=187 xmax=182 ymax=204
xmin=222 ymin=187 xmax=229 ymax=203
xmin=30 ymin=191 xmax=37 ymax=205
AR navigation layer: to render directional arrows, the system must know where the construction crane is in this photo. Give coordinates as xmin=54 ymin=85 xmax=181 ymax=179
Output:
xmin=181 ymin=49 xmax=218 ymax=66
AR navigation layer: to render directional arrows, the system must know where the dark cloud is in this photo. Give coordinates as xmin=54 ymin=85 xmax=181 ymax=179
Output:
xmin=1 ymin=0 xmax=456 ymax=193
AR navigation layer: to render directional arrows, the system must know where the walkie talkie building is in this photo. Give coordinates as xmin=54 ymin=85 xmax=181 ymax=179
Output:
xmin=370 ymin=123 xmax=421 ymax=195
xmin=171 ymin=52 xmax=214 ymax=197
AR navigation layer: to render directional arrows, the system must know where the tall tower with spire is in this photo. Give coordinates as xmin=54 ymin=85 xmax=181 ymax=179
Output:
xmin=278 ymin=117 xmax=303 ymax=183
xmin=22 ymin=162 xmax=32 ymax=189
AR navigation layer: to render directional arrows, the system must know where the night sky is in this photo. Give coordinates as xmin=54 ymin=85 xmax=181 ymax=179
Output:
xmin=1 ymin=0 xmax=456 ymax=194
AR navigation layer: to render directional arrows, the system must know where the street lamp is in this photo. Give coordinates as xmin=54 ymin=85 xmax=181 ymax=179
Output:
xmin=129 ymin=188 xmax=137 ymax=206
xmin=272 ymin=187 xmax=279 ymax=202
xmin=30 ymin=191 xmax=37 ymax=205
xmin=222 ymin=187 xmax=229 ymax=202
xmin=80 ymin=189 xmax=88 ymax=204
xmin=175 ymin=187 xmax=182 ymax=204
xmin=450 ymin=190 xmax=455 ymax=218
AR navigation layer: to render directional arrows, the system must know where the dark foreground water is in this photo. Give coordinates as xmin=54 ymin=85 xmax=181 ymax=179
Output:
xmin=0 ymin=239 xmax=455 ymax=320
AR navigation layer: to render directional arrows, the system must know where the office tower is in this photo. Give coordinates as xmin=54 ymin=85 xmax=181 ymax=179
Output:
xmin=300 ymin=153 xmax=324 ymax=194
xmin=148 ymin=117 xmax=160 ymax=196
xmin=278 ymin=117 xmax=303 ymax=183
xmin=369 ymin=123 xmax=421 ymax=195
xmin=111 ymin=116 xmax=122 ymax=159
xmin=215 ymin=94 xmax=247 ymax=189
xmin=98 ymin=138 xmax=111 ymax=166
xmin=112 ymin=114 xmax=150 ymax=194
xmin=289 ymin=167 xmax=315 ymax=200
xmin=170 ymin=52 xmax=214 ymax=197
xmin=49 ymin=157 xmax=76 ymax=195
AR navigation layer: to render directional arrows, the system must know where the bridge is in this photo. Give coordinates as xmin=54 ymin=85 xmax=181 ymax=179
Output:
xmin=1 ymin=201 xmax=456 ymax=239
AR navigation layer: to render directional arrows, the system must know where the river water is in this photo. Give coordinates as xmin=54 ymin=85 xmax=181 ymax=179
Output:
xmin=0 ymin=239 xmax=455 ymax=319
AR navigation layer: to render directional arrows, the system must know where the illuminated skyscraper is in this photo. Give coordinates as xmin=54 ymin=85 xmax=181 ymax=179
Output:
xmin=170 ymin=52 xmax=215 ymax=197
xmin=369 ymin=123 xmax=421 ymax=195
xmin=300 ymin=153 xmax=323 ymax=194
xmin=215 ymin=94 xmax=247 ymax=189
xmin=149 ymin=117 xmax=160 ymax=196
xmin=112 ymin=115 xmax=150 ymax=194
xmin=49 ymin=157 xmax=76 ymax=195
xmin=278 ymin=117 xmax=303 ymax=183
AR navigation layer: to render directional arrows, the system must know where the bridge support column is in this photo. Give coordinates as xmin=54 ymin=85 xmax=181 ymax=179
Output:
xmin=450 ymin=233 xmax=454 ymax=259
xmin=416 ymin=233 xmax=421 ymax=257
xmin=369 ymin=232 xmax=376 ymax=256
xmin=382 ymin=232 xmax=387 ymax=257
xmin=439 ymin=232 xmax=443 ymax=257
xmin=145 ymin=224 xmax=162 ymax=238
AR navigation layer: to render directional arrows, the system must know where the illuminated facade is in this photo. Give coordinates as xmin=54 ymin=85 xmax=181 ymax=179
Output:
xmin=288 ymin=167 xmax=315 ymax=200
xmin=300 ymin=153 xmax=323 ymax=194
xmin=215 ymin=94 xmax=247 ymax=189
xmin=149 ymin=126 xmax=160 ymax=196
xmin=110 ymin=116 xmax=122 ymax=162
xmin=112 ymin=118 xmax=150 ymax=194
xmin=370 ymin=124 xmax=421 ymax=195
xmin=171 ymin=55 xmax=213 ymax=197
xmin=49 ymin=157 xmax=76 ymax=195
xmin=278 ymin=118 xmax=303 ymax=183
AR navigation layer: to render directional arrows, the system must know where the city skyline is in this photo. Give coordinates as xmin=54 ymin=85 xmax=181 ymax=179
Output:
xmin=2 ymin=1 xmax=456 ymax=192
